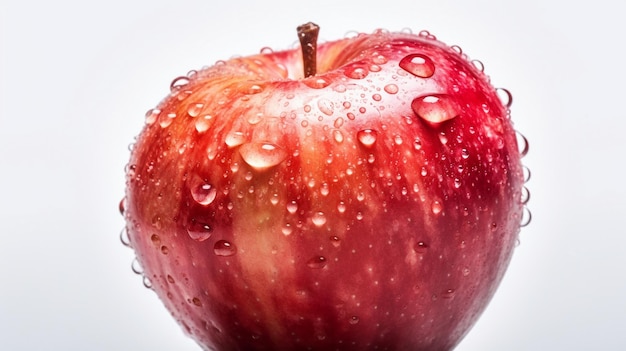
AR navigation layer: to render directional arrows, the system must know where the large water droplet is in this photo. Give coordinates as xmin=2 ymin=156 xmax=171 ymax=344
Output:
xmin=317 ymin=98 xmax=334 ymax=116
xmin=357 ymin=129 xmax=378 ymax=147
xmin=345 ymin=66 xmax=368 ymax=79
xmin=311 ymin=212 xmax=327 ymax=227
xmin=239 ymin=142 xmax=287 ymax=170
xmin=411 ymin=94 xmax=459 ymax=124
xmin=187 ymin=220 xmax=213 ymax=242
xmin=306 ymin=256 xmax=327 ymax=269
xmin=496 ymin=88 xmax=513 ymax=108
xmin=225 ymin=131 xmax=246 ymax=148
xmin=170 ymin=76 xmax=190 ymax=92
xmin=214 ymin=240 xmax=236 ymax=256
xmin=399 ymin=54 xmax=435 ymax=78
xmin=191 ymin=182 xmax=217 ymax=205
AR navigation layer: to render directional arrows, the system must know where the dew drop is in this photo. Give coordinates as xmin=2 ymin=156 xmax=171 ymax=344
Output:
xmin=384 ymin=84 xmax=399 ymax=94
xmin=239 ymin=142 xmax=287 ymax=170
xmin=522 ymin=165 xmax=531 ymax=183
xmin=414 ymin=241 xmax=429 ymax=254
xmin=159 ymin=112 xmax=177 ymax=128
xmin=304 ymin=77 xmax=331 ymax=89
xmin=333 ymin=84 xmax=347 ymax=93
xmin=214 ymin=240 xmax=236 ymax=256
xmin=195 ymin=115 xmax=212 ymax=133
xmin=372 ymin=93 xmax=382 ymax=101
xmin=357 ymin=129 xmax=378 ymax=147
xmin=520 ymin=207 xmax=532 ymax=227
xmin=471 ymin=59 xmax=484 ymax=72
xmin=225 ymin=131 xmax=246 ymax=148
xmin=145 ymin=108 xmax=160 ymax=125
xmin=451 ymin=45 xmax=463 ymax=55
xmin=496 ymin=88 xmax=513 ymax=108
xmin=399 ymin=54 xmax=435 ymax=78
xmin=186 ymin=221 xmax=213 ymax=242
xmin=431 ymin=200 xmax=443 ymax=214
xmin=187 ymin=103 xmax=204 ymax=117
xmin=521 ymin=186 xmax=530 ymax=205
xmin=304 ymin=105 xmax=312 ymax=113
xmin=118 ymin=198 xmax=126 ymax=216
xmin=320 ymin=183 xmax=330 ymax=196
xmin=191 ymin=182 xmax=217 ymax=205
xmin=260 ymin=46 xmax=274 ymax=54
xmin=412 ymin=94 xmax=459 ymax=124
xmin=349 ymin=316 xmax=360 ymax=325
xmin=333 ymin=129 xmax=344 ymax=143
xmin=170 ymin=76 xmax=190 ymax=92
xmin=442 ymin=288 xmax=456 ymax=299
xmin=131 ymin=258 xmax=143 ymax=275
xmin=192 ymin=297 xmax=203 ymax=306
xmin=245 ymin=84 xmax=264 ymax=95
xmin=306 ymin=256 xmax=327 ymax=269
xmin=143 ymin=276 xmax=153 ymax=289
xmin=345 ymin=66 xmax=368 ymax=79
xmin=160 ymin=246 xmax=169 ymax=255
xmin=286 ymin=200 xmax=298 ymax=214
xmin=311 ymin=212 xmax=327 ymax=227
xmin=337 ymin=201 xmax=346 ymax=213
xmin=150 ymin=234 xmax=161 ymax=246
xmin=282 ymin=223 xmax=293 ymax=236
xmin=119 ymin=227 xmax=130 ymax=247
xmin=454 ymin=178 xmax=462 ymax=188
xmin=317 ymin=98 xmax=334 ymax=116
xmin=330 ymin=235 xmax=341 ymax=247
xmin=516 ymin=131 xmax=529 ymax=158
xmin=372 ymin=53 xmax=388 ymax=65
xmin=461 ymin=148 xmax=470 ymax=159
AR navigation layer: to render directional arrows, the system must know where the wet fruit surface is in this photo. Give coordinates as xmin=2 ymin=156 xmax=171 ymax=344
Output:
xmin=122 ymin=26 xmax=529 ymax=351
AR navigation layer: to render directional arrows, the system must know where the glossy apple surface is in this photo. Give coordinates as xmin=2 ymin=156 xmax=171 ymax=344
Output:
xmin=123 ymin=27 xmax=527 ymax=351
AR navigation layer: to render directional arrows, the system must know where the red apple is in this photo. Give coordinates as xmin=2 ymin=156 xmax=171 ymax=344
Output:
xmin=122 ymin=23 xmax=529 ymax=351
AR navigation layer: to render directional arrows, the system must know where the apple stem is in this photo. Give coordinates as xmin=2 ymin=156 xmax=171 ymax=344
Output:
xmin=297 ymin=22 xmax=320 ymax=78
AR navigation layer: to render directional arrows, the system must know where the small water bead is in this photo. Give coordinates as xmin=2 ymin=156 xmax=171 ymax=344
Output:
xmin=187 ymin=103 xmax=204 ymax=117
xmin=496 ymin=88 xmax=513 ymax=108
xmin=330 ymin=236 xmax=341 ymax=247
xmin=286 ymin=200 xmax=298 ymax=214
xmin=333 ymin=84 xmax=347 ymax=93
xmin=214 ymin=240 xmax=237 ymax=256
xmin=369 ymin=64 xmax=382 ymax=72
xmin=384 ymin=84 xmax=399 ymax=94
xmin=516 ymin=131 xmax=529 ymax=158
xmin=282 ymin=224 xmax=293 ymax=236
xmin=333 ymin=130 xmax=344 ymax=143
xmin=349 ymin=316 xmax=360 ymax=325
xmin=143 ymin=276 xmax=153 ymax=289
xmin=317 ymin=98 xmax=334 ymax=116
xmin=195 ymin=115 xmax=212 ymax=133
xmin=399 ymin=54 xmax=435 ymax=78
xmin=170 ymin=76 xmax=190 ymax=92
xmin=442 ymin=289 xmax=456 ymax=299
xmin=161 ymin=246 xmax=169 ymax=255
xmin=414 ymin=241 xmax=429 ymax=254
xmin=239 ymin=142 xmax=287 ymax=170
xmin=337 ymin=201 xmax=346 ymax=213
xmin=345 ymin=66 xmax=369 ymax=79
xmin=431 ymin=200 xmax=443 ymax=214
xmin=145 ymin=108 xmax=160 ymax=125
xmin=187 ymin=221 xmax=213 ymax=242
xmin=438 ymin=133 xmax=448 ymax=145
xmin=303 ymin=77 xmax=331 ymax=89
xmin=522 ymin=165 xmax=531 ymax=183
xmin=159 ymin=112 xmax=176 ymax=128
xmin=131 ymin=258 xmax=144 ymax=275
xmin=450 ymin=45 xmax=463 ymax=55
xmin=225 ymin=131 xmax=246 ymax=148
xmin=372 ymin=93 xmax=382 ymax=101
xmin=358 ymin=107 xmax=366 ymax=114
xmin=411 ymin=94 xmax=459 ymax=124
xmin=320 ymin=183 xmax=330 ymax=196
xmin=471 ymin=60 xmax=484 ymax=72
xmin=357 ymin=129 xmax=378 ymax=147
xmin=520 ymin=206 xmax=532 ymax=227
xmin=306 ymin=256 xmax=327 ymax=269
xmin=119 ymin=227 xmax=130 ymax=247
xmin=191 ymin=182 xmax=217 ymax=206
xmin=521 ymin=186 xmax=530 ymax=205
xmin=303 ymin=105 xmax=312 ymax=113
xmin=311 ymin=212 xmax=327 ymax=227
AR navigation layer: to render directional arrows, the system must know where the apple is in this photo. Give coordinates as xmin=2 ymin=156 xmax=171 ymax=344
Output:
xmin=122 ymin=23 xmax=529 ymax=351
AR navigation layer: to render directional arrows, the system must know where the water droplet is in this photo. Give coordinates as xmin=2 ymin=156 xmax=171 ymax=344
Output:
xmin=349 ymin=316 xmax=360 ymax=325
xmin=372 ymin=93 xmax=382 ymax=101
xmin=150 ymin=234 xmax=161 ymax=246
xmin=337 ymin=201 xmax=346 ymax=213
xmin=187 ymin=220 xmax=213 ymax=242
xmin=286 ymin=200 xmax=298 ymax=214
xmin=520 ymin=207 xmax=532 ymax=227
xmin=412 ymin=94 xmax=459 ymax=124
xmin=167 ymin=275 xmax=175 ymax=284
xmin=516 ymin=131 xmax=529 ymax=158
xmin=160 ymin=246 xmax=169 ymax=255
xmin=303 ymin=105 xmax=312 ymax=113
xmin=311 ymin=212 xmax=327 ymax=227
xmin=357 ymin=129 xmax=378 ymax=147
xmin=471 ymin=59 xmax=484 ymax=72
xmin=170 ymin=76 xmax=190 ymax=92
xmin=399 ymin=54 xmax=435 ymax=78
xmin=225 ymin=131 xmax=246 ymax=148
xmin=461 ymin=148 xmax=470 ymax=159
xmin=214 ymin=240 xmax=236 ymax=256
xmin=462 ymin=267 xmax=471 ymax=276
xmin=320 ymin=183 xmax=330 ymax=196
xmin=521 ymin=186 xmax=530 ymax=205
xmin=442 ymin=288 xmax=456 ymax=299
xmin=131 ymin=258 xmax=143 ymax=275
xmin=306 ymin=256 xmax=327 ymax=269
xmin=384 ymin=84 xmax=399 ymax=94
xmin=333 ymin=129 xmax=344 ymax=143
xmin=119 ymin=227 xmax=130 ymax=247
xmin=282 ymin=223 xmax=293 ymax=236
xmin=145 ymin=108 xmax=160 ymax=125
xmin=187 ymin=103 xmax=204 ymax=117
xmin=159 ymin=112 xmax=177 ymax=128
xmin=192 ymin=297 xmax=203 ymax=306
xmin=372 ymin=53 xmax=388 ymax=65
xmin=303 ymin=77 xmax=331 ymax=89
xmin=260 ymin=46 xmax=274 ymax=54
xmin=191 ymin=182 xmax=217 ymax=205
xmin=330 ymin=235 xmax=341 ymax=247
xmin=414 ymin=241 xmax=429 ymax=254
xmin=118 ymin=198 xmax=126 ymax=215
xmin=522 ymin=165 xmax=531 ymax=183
xmin=317 ymin=98 xmax=334 ymax=116
xmin=195 ymin=115 xmax=212 ymax=133
xmin=431 ymin=200 xmax=443 ymax=214
xmin=450 ymin=45 xmax=463 ymax=55
xmin=143 ymin=276 xmax=153 ymax=289
xmin=496 ymin=88 xmax=513 ymax=108
xmin=345 ymin=66 xmax=368 ymax=79
xmin=239 ymin=142 xmax=287 ymax=170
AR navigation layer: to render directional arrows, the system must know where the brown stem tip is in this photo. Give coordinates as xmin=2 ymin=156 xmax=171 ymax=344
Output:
xmin=297 ymin=22 xmax=320 ymax=78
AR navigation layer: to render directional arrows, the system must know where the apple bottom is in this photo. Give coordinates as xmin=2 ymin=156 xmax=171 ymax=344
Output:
xmin=135 ymin=195 xmax=518 ymax=351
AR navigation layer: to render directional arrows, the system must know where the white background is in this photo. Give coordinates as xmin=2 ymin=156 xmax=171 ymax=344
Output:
xmin=1 ymin=0 xmax=624 ymax=350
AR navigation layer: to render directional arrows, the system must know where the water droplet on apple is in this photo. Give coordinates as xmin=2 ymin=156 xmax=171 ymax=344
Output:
xmin=372 ymin=53 xmax=388 ymax=64
xmin=399 ymin=54 xmax=435 ymax=78
xmin=450 ymin=45 xmax=463 ymax=55
xmin=333 ymin=84 xmax=347 ymax=93
xmin=191 ymin=182 xmax=217 ymax=205
xmin=306 ymin=255 xmax=327 ymax=269
xmin=187 ymin=221 xmax=213 ymax=242
xmin=214 ymin=240 xmax=236 ymax=256
xmin=143 ymin=276 xmax=153 ymax=289
xmin=461 ymin=148 xmax=470 ymax=159
xmin=150 ymin=234 xmax=161 ymax=246
xmin=303 ymin=77 xmax=331 ymax=89
xmin=259 ymin=46 xmax=273 ymax=54
xmin=159 ymin=112 xmax=177 ymax=128
xmin=372 ymin=93 xmax=382 ymax=102
xmin=522 ymin=165 xmax=531 ymax=183
xmin=333 ymin=129 xmax=344 ymax=143
xmin=304 ymin=105 xmax=312 ymax=113
xmin=337 ymin=201 xmax=346 ymax=213
xmin=330 ymin=236 xmax=341 ymax=247
xmin=282 ymin=223 xmax=293 ymax=236
xmin=471 ymin=59 xmax=484 ymax=72
xmin=317 ymin=98 xmax=334 ymax=116
xmin=521 ymin=186 xmax=530 ymax=205
xmin=311 ymin=212 xmax=327 ymax=227
xmin=411 ymin=94 xmax=459 ymax=124
xmin=357 ymin=129 xmax=378 ymax=147
xmin=225 ymin=131 xmax=246 ymax=148
xmin=345 ymin=66 xmax=368 ymax=79
xmin=520 ymin=207 xmax=532 ymax=227
xmin=442 ymin=288 xmax=456 ymax=299
xmin=462 ymin=267 xmax=471 ymax=276
xmin=384 ymin=84 xmax=399 ymax=94
xmin=320 ymin=183 xmax=330 ymax=196
xmin=187 ymin=103 xmax=204 ymax=117
xmin=160 ymin=245 xmax=169 ymax=255
xmin=239 ymin=142 xmax=287 ymax=170
xmin=192 ymin=297 xmax=202 ymax=307
xmin=349 ymin=316 xmax=360 ymax=325
xmin=414 ymin=241 xmax=429 ymax=254
xmin=119 ymin=227 xmax=130 ymax=247
xmin=145 ymin=108 xmax=160 ymax=125
xmin=431 ymin=200 xmax=443 ymax=214
xmin=286 ymin=200 xmax=298 ymax=214
xmin=516 ymin=131 xmax=529 ymax=158
xmin=131 ymin=258 xmax=143 ymax=275
xmin=496 ymin=88 xmax=513 ymax=108
xmin=170 ymin=76 xmax=190 ymax=92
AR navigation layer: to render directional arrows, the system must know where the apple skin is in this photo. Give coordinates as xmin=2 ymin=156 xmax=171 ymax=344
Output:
xmin=123 ymin=28 xmax=525 ymax=351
